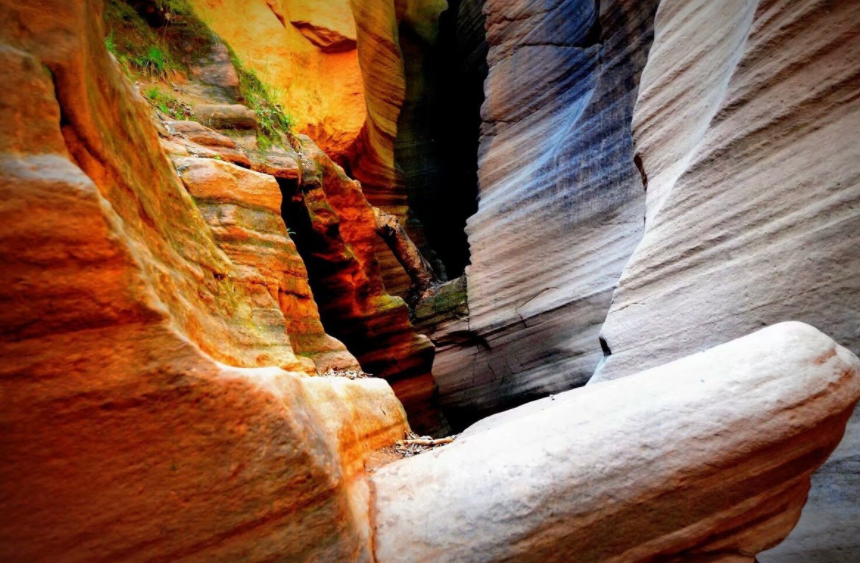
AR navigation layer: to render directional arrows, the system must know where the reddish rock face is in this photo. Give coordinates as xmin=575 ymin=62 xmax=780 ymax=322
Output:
xmin=191 ymin=0 xmax=444 ymax=298
xmin=284 ymin=138 xmax=448 ymax=435
xmin=144 ymin=17 xmax=447 ymax=431
xmin=6 ymin=1 xmax=858 ymax=561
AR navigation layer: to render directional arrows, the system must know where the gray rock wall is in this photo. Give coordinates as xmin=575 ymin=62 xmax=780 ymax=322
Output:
xmin=436 ymin=0 xmax=860 ymax=556
xmin=433 ymin=0 xmax=659 ymax=426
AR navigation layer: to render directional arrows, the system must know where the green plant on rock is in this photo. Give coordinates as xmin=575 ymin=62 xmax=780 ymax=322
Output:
xmin=135 ymin=45 xmax=171 ymax=78
xmin=144 ymin=86 xmax=191 ymax=120
xmin=230 ymin=53 xmax=294 ymax=150
xmin=103 ymin=0 xmax=209 ymax=80
xmin=105 ymin=30 xmax=117 ymax=55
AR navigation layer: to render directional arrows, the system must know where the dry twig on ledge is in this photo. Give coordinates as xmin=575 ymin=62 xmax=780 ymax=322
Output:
xmin=394 ymin=432 xmax=458 ymax=458
xmin=398 ymin=437 xmax=455 ymax=447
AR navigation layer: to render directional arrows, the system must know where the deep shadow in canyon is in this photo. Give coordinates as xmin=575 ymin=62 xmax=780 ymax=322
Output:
xmin=395 ymin=0 xmax=486 ymax=280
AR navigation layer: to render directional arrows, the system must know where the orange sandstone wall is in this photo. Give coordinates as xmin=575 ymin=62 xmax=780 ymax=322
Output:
xmin=191 ymin=0 xmax=367 ymax=158
xmin=0 ymin=0 xmax=408 ymax=559
xmin=192 ymin=0 xmax=448 ymax=296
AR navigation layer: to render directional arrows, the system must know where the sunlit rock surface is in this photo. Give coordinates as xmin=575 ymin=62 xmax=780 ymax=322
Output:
xmin=191 ymin=0 xmax=450 ymax=298
xmin=3 ymin=0 xmax=859 ymax=559
xmin=146 ymin=19 xmax=446 ymax=433
xmin=0 ymin=2 xmax=409 ymax=560
xmin=191 ymin=0 xmax=366 ymax=158
xmin=373 ymin=323 xmax=860 ymax=563
xmin=590 ymin=1 xmax=860 ymax=559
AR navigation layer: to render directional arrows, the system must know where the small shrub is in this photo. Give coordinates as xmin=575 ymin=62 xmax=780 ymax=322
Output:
xmin=230 ymin=55 xmax=294 ymax=150
xmin=135 ymin=45 xmax=170 ymax=78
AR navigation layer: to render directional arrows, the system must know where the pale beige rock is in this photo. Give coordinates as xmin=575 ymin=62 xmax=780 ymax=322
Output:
xmin=372 ymin=323 xmax=860 ymax=563
xmin=593 ymin=2 xmax=860 ymax=557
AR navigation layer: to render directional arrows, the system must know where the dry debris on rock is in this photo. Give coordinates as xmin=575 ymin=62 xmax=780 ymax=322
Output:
xmin=394 ymin=432 xmax=457 ymax=458
xmin=317 ymin=368 xmax=372 ymax=380
xmin=366 ymin=432 xmax=459 ymax=472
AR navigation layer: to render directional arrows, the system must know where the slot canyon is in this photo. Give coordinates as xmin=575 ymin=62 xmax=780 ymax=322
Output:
xmin=1 ymin=0 xmax=860 ymax=562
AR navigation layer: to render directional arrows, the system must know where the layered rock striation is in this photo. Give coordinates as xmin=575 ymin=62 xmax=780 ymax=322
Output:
xmin=429 ymin=0 xmax=660 ymax=427
xmin=282 ymin=139 xmax=447 ymax=434
xmin=192 ymin=0 xmax=450 ymax=297
xmin=4 ymin=0 xmax=860 ymax=560
xmin=136 ymin=8 xmax=447 ymax=434
xmin=171 ymin=155 xmax=359 ymax=372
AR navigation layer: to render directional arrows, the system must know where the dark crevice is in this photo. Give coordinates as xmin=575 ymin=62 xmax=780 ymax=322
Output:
xmin=599 ymin=335 xmax=612 ymax=357
xmin=634 ymin=151 xmax=649 ymax=192
xmin=394 ymin=0 xmax=486 ymax=279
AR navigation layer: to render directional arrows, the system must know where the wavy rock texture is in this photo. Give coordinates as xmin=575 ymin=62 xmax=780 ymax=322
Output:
xmin=431 ymin=0 xmax=659 ymax=426
xmin=147 ymin=18 xmax=446 ymax=433
xmin=345 ymin=0 xmax=403 ymax=197
xmin=373 ymin=323 xmax=860 ymax=563
xmin=588 ymin=2 xmax=860 ymax=558
xmin=343 ymin=0 xmax=415 ymax=296
xmin=283 ymin=139 xmax=448 ymax=434
xmin=191 ymin=0 xmax=443 ymax=297
xmin=173 ymin=156 xmax=360 ymax=372
xmin=151 ymin=26 xmax=360 ymax=373
xmin=0 ymin=1 xmax=409 ymax=560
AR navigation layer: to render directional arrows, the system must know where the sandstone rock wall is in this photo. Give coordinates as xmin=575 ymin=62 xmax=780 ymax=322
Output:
xmin=431 ymin=0 xmax=659 ymax=426
xmin=190 ymin=0 xmax=366 ymax=159
xmin=172 ymin=155 xmax=359 ymax=372
xmin=592 ymin=1 xmax=860 ymax=560
xmin=0 ymin=1 xmax=409 ymax=559
xmin=142 ymin=11 xmax=447 ymax=434
xmin=284 ymin=139 xmax=447 ymax=434
xmin=191 ymin=0 xmax=447 ymax=297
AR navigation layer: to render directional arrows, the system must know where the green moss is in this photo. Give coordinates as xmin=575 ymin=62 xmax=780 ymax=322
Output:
xmin=144 ymin=86 xmax=191 ymax=120
xmin=103 ymin=0 xmax=178 ymax=78
xmin=103 ymin=0 xmax=215 ymax=79
xmin=413 ymin=277 xmax=468 ymax=321
xmin=228 ymin=50 xmax=295 ymax=150
xmin=104 ymin=1 xmax=294 ymax=147
xmin=105 ymin=30 xmax=117 ymax=55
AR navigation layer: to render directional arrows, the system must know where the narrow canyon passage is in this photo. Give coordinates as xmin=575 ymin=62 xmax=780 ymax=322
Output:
xmin=1 ymin=1 xmax=859 ymax=562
